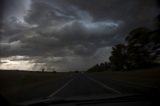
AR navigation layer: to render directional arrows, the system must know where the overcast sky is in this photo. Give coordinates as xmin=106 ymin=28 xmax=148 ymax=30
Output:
xmin=0 ymin=0 xmax=159 ymax=71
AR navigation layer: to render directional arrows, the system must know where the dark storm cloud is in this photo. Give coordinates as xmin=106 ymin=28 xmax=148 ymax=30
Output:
xmin=2 ymin=0 xmax=31 ymax=20
xmin=1 ymin=0 xmax=159 ymax=71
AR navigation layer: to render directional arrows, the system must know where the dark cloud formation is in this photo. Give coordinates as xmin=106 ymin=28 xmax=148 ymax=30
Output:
xmin=0 ymin=0 xmax=159 ymax=71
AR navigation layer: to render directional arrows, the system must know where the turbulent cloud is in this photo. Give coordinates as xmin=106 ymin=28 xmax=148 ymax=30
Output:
xmin=3 ymin=0 xmax=31 ymax=21
xmin=0 ymin=0 xmax=159 ymax=71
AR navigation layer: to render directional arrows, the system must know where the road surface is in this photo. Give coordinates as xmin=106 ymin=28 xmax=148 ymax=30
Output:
xmin=19 ymin=72 xmax=159 ymax=106
xmin=47 ymin=73 xmax=157 ymax=99
xmin=48 ymin=73 xmax=121 ymax=99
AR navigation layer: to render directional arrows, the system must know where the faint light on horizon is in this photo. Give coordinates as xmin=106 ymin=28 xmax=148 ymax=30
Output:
xmin=0 ymin=58 xmax=34 ymax=71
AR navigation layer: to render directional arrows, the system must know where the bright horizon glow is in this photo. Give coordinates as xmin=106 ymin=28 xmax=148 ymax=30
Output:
xmin=0 ymin=59 xmax=34 ymax=71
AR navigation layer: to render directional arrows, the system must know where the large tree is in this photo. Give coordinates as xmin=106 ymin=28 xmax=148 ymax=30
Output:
xmin=109 ymin=44 xmax=128 ymax=71
xmin=109 ymin=25 xmax=159 ymax=70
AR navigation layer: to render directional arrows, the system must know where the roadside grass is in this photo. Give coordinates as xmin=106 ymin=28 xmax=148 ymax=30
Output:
xmin=0 ymin=71 xmax=69 ymax=91
xmin=0 ymin=70 xmax=71 ymax=104
xmin=87 ymin=67 xmax=160 ymax=88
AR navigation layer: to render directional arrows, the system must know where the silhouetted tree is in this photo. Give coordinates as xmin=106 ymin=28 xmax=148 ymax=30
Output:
xmin=109 ymin=25 xmax=159 ymax=70
xmin=109 ymin=44 xmax=128 ymax=71
xmin=126 ymin=26 xmax=160 ymax=68
xmin=42 ymin=68 xmax=45 ymax=72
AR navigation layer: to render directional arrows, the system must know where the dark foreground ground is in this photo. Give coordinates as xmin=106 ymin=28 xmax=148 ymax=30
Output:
xmin=0 ymin=68 xmax=160 ymax=105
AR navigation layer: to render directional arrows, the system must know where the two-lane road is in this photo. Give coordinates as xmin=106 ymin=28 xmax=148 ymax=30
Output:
xmin=47 ymin=73 xmax=157 ymax=100
xmin=20 ymin=72 xmax=159 ymax=106
xmin=48 ymin=73 xmax=121 ymax=99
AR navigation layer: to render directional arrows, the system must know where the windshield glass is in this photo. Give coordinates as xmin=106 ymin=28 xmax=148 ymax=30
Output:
xmin=0 ymin=0 xmax=160 ymax=106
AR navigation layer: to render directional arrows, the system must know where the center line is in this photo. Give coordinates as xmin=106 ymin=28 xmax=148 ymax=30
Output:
xmin=48 ymin=77 xmax=75 ymax=98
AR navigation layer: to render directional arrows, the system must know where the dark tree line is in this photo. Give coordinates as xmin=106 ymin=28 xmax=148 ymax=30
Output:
xmin=87 ymin=15 xmax=160 ymax=72
xmin=87 ymin=62 xmax=110 ymax=72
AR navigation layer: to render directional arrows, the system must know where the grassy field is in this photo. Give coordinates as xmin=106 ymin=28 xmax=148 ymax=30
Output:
xmin=0 ymin=71 xmax=67 ymax=91
xmin=0 ymin=70 xmax=72 ymax=104
xmin=87 ymin=67 xmax=160 ymax=88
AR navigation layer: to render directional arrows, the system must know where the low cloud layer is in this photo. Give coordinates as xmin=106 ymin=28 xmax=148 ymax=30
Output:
xmin=0 ymin=0 xmax=159 ymax=71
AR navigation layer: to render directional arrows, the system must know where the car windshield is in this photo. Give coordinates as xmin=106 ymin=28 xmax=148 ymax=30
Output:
xmin=0 ymin=0 xmax=160 ymax=106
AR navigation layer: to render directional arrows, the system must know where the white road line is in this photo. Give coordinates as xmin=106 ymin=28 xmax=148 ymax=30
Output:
xmin=48 ymin=77 xmax=75 ymax=98
xmin=84 ymin=74 xmax=122 ymax=94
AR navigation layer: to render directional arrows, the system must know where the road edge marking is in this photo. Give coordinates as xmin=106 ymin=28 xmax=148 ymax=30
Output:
xmin=84 ymin=74 xmax=122 ymax=94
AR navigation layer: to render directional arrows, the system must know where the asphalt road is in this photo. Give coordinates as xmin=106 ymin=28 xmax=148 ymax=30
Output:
xmin=19 ymin=72 xmax=160 ymax=106
xmin=46 ymin=73 xmax=157 ymax=100
xmin=48 ymin=73 xmax=120 ymax=99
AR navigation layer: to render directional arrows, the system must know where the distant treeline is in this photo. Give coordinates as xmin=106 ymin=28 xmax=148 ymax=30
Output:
xmin=87 ymin=14 xmax=160 ymax=72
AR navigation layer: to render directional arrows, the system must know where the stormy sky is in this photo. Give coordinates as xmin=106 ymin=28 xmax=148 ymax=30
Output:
xmin=0 ymin=0 xmax=159 ymax=71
